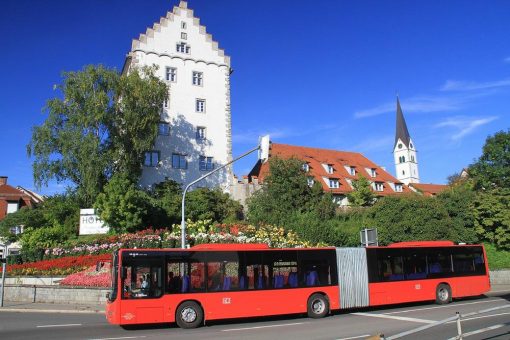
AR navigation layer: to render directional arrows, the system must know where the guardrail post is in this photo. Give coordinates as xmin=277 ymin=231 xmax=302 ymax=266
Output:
xmin=456 ymin=312 xmax=463 ymax=339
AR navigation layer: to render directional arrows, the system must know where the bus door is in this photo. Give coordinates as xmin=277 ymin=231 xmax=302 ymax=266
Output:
xmin=120 ymin=253 xmax=165 ymax=324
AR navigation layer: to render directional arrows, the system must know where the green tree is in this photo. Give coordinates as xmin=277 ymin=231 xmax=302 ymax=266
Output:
xmin=0 ymin=207 xmax=46 ymax=242
xmin=366 ymin=195 xmax=456 ymax=245
xmin=473 ymin=188 xmax=510 ymax=249
xmin=347 ymin=175 xmax=376 ymax=207
xmin=94 ymin=174 xmax=152 ymax=233
xmin=186 ymin=188 xmax=244 ymax=223
xmin=247 ymin=157 xmax=319 ymax=225
xmin=469 ymin=129 xmax=510 ymax=190
xmin=28 ymin=65 xmax=168 ymax=206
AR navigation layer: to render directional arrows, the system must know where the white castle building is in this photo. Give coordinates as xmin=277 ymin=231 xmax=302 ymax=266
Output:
xmin=123 ymin=1 xmax=233 ymax=190
xmin=393 ymin=97 xmax=420 ymax=184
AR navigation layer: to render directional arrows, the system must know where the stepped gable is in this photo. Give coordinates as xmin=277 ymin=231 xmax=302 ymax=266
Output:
xmin=249 ymin=143 xmax=412 ymax=196
xmin=129 ymin=1 xmax=230 ymax=67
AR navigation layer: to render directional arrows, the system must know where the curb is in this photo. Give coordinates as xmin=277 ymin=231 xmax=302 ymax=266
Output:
xmin=0 ymin=308 xmax=104 ymax=314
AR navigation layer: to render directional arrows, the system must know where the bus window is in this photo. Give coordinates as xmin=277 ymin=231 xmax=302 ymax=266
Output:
xmin=298 ymin=250 xmax=336 ymax=287
xmin=452 ymin=247 xmax=486 ymax=275
xmin=266 ymin=250 xmax=298 ymax=289
xmin=427 ymin=250 xmax=453 ymax=277
xmin=376 ymin=250 xmax=404 ymax=281
xmin=122 ymin=262 xmax=163 ymax=299
xmin=241 ymin=251 xmax=268 ymax=289
xmin=166 ymin=261 xmax=205 ymax=293
xmin=404 ymin=252 xmax=427 ymax=280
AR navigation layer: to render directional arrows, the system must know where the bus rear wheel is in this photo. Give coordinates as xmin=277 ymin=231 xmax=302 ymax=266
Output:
xmin=307 ymin=293 xmax=329 ymax=318
xmin=176 ymin=301 xmax=203 ymax=329
xmin=436 ymin=284 xmax=451 ymax=305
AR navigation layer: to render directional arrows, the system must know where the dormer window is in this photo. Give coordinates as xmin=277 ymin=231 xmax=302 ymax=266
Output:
xmin=327 ymin=165 xmax=334 ymax=174
xmin=370 ymin=168 xmax=376 ymax=177
xmin=176 ymin=42 xmax=190 ymax=54
xmin=329 ymin=179 xmax=339 ymax=188
xmin=349 ymin=166 xmax=356 ymax=176
xmin=307 ymin=177 xmax=314 ymax=187
xmin=302 ymin=163 xmax=310 ymax=172
xmin=374 ymin=182 xmax=384 ymax=192
xmin=395 ymin=184 xmax=403 ymax=192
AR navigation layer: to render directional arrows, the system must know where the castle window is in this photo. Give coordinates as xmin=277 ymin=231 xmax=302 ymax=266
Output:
xmin=158 ymin=122 xmax=170 ymax=135
xmin=199 ymin=156 xmax=214 ymax=171
xmin=181 ymin=32 xmax=187 ymax=40
xmin=399 ymin=156 xmax=405 ymax=163
xmin=192 ymin=71 xmax=203 ymax=86
xmin=176 ymin=42 xmax=190 ymax=54
xmin=196 ymin=126 xmax=206 ymax=140
xmin=165 ymin=67 xmax=176 ymax=82
xmin=172 ymin=153 xmax=187 ymax=169
xmin=329 ymin=179 xmax=339 ymax=188
xmin=181 ymin=21 xmax=187 ymax=29
xmin=163 ymin=98 xmax=169 ymax=108
xmin=144 ymin=151 xmax=160 ymax=167
xmin=411 ymin=155 xmax=415 ymax=162
xmin=196 ymin=99 xmax=206 ymax=113
xmin=402 ymin=170 xmax=405 ymax=175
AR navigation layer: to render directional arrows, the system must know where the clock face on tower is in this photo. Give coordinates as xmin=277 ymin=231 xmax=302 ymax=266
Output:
xmin=398 ymin=143 xmax=403 ymax=149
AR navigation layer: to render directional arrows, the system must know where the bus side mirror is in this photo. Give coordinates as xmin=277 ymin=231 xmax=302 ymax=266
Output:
xmin=121 ymin=267 xmax=127 ymax=280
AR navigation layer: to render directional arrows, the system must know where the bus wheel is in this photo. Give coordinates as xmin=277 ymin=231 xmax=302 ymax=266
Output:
xmin=307 ymin=293 xmax=329 ymax=318
xmin=436 ymin=284 xmax=451 ymax=305
xmin=176 ymin=301 xmax=203 ymax=329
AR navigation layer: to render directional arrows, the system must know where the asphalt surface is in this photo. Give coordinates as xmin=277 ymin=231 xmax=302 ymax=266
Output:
xmin=0 ymin=287 xmax=509 ymax=340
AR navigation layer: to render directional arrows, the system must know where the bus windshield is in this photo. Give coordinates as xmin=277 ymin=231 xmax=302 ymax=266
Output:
xmin=108 ymin=251 xmax=118 ymax=302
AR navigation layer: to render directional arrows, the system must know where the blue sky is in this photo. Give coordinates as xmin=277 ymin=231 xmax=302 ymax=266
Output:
xmin=1 ymin=0 xmax=509 ymax=195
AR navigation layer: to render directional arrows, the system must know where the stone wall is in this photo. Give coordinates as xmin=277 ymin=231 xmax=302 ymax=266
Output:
xmin=489 ymin=270 xmax=510 ymax=285
xmin=4 ymin=285 xmax=108 ymax=305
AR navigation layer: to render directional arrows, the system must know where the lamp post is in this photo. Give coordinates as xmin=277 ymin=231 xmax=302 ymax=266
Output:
xmin=0 ymin=243 xmax=6 ymax=307
xmin=180 ymin=136 xmax=270 ymax=248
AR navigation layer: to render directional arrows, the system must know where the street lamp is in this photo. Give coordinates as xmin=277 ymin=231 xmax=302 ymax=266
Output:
xmin=180 ymin=135 xmax=270 ymax=248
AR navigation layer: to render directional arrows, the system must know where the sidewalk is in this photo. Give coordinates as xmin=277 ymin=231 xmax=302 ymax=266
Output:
xmin=0 ymin=301 xmax=104 ymax=314
xmin=0 ymin=285 xmax=508 ymax=314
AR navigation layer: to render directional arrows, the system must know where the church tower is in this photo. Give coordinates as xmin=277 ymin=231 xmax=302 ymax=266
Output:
xmin=393 ymin=97 xmax=419 ymax=184
xmin=125 ymin=1 xmax=233 ymax=191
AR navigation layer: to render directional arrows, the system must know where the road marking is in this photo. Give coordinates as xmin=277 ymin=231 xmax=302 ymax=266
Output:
xmin=351 ymin=312 xmax=435 ymax=324
xmin=89 ymin=337 xmax=146 ymax=340
xmin=37 ymin=323 xmax=82 ymax=328
xmin=336 ymin=335 xmax=371 ymax=340
xmin=384 ymin=298 xmax=506 ymax=315
xmin=222 ymin=322 xmax=308 ymax=332
xmin=446 ymin=323 xmax=506 ymax=340
xmin=445 ymin=311 xmax=510 ymax=324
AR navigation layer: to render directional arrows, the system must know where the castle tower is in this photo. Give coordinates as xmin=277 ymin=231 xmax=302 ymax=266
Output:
xmin=125 ymin=1 xmax=233 ymax=191
xmin=393 ymin=97 xmax=419 ymax=184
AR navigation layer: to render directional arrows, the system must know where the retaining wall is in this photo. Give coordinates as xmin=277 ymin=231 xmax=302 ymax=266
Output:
xmin=4 ymin=285 xmax=108 ymax=305
xmin=489 ymin=270 xmax=510 ymax=285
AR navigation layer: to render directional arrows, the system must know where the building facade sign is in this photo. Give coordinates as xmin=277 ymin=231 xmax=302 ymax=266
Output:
xmin=79 ymin=209 xmax=109 ymax=235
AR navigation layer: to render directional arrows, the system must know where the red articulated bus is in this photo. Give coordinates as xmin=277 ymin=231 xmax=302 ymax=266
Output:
xmin=105 ymin=241 xmax=490 ymax=328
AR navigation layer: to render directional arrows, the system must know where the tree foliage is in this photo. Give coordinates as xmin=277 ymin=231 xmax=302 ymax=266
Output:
xmin=473 ymin=188 xmax=510 ymax=249
xmin=28 ymin=65 xmax=168 ymax=206
xmin=247 ymin=157 xmax=336 ymax=226
xmin=469 ymin=129 xmax=510 ymax=190
xmin=347 ymin=175 xmax=376 ymax=207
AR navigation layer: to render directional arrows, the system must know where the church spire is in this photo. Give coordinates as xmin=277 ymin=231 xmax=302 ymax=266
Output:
xmin=394 ymin=96 xmax=411 ymax=148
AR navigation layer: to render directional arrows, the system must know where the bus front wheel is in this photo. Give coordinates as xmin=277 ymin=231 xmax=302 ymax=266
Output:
xmin=436 ymin=284 xmax=452 ymax=305
xmin=176 ymin=301 xmax=203 ymax=329
xmin=307 ymin=293 xmax=329 ymax=318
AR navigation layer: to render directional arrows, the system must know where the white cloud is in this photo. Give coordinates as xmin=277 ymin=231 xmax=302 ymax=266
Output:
xmin=354 ymin=95 xmax=463 ymax=118
xmin=435 ymin=116 xmax=498 ymax=140
xmin=440 ymin=79 xmax=510 ymax=92
xmin=349 ymin=135 xmax=394 ymax=153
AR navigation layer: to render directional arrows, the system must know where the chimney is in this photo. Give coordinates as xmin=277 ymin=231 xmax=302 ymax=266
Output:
xmin=0 ymin=176 xmax=7 ymax=186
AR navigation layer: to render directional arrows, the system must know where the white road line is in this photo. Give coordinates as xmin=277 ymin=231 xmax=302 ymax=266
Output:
xmin=36 ymin=323 xmax=82 ymax=328
xmin=446 ymin=324 xmax=506 ymax=340
xmin=351 ymin=312 xmax=435 ymax=324
xmin=222 ymin=322 xmax=307 ymax=332
xmin=88 ymin=337 xmax=146 ymax=340
xmin=445 ymin=311 xmax=510 ymax=324
xmin=336 ymin=334 xmax=371 ymax=340
xmin=384 ymin=299 xmax=507 ymax=315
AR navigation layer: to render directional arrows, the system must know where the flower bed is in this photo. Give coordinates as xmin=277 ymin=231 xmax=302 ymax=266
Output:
xmin=2 ymin=254 xmax=111 ymax=276
xmin=60 ymin=263 xmax=112 ymax=287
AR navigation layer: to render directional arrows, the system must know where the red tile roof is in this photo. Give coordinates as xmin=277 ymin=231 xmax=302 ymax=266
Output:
xmin=409 ymin=183 xmax=449 ymax=196
xmin=248 ymin=143 xmax=412 ymax=196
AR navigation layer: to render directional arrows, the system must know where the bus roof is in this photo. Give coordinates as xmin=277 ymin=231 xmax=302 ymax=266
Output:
xmin=191 ymin=243 xmax=270 ymax=250
xmin=387 ymin=241 xmax=455 ymax=247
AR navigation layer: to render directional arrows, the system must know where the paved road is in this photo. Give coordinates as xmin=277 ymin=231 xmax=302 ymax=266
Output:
xmin=0 ymin=290 xmax=509 ymax=339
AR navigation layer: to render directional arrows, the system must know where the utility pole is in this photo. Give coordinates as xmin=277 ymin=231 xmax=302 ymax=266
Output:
xmin=180 ymin=136 xmax=270 ymax=248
